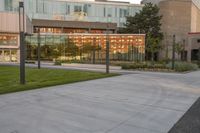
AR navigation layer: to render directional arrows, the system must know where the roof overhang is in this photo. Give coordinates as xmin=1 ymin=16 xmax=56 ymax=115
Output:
xmin=32 ymin=19 xmax=117 ymax=30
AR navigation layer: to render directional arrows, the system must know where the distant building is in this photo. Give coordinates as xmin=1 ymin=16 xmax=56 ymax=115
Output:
xmin=188 ymin=32 xmax=200 ymax=61
xmin=158 ymin=0 xmax=200 ymax=61
xmin=0 ymin=0 xmax=145 ymax=62
xmin=140 ymin=0 xmax=200 ymax=61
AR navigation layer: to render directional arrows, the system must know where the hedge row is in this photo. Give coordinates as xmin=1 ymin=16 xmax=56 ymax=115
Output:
xmin=121 ymin=62 xmax=199 ymax=72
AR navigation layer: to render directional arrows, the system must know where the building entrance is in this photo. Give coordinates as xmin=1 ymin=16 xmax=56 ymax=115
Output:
xmin=0 ymin=49 xmax=18 ymax=62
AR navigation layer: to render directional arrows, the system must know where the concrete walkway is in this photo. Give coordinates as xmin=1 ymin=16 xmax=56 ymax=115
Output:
xmin=0 ymin=66 xmax=199 ymax=133
xmin=0 ymin=62 xmax=139 ymax=74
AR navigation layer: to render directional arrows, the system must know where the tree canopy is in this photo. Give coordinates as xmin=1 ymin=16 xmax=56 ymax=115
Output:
xmin=119 ymin=3 xmax=163 ymax=61
xmin=120 ymin=3 xmax=163 ymax=39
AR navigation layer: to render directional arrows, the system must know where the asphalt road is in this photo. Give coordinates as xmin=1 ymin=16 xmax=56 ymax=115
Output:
xmin=169 ymin=97 xmax=200 ymax=133
xmin=0 ymin=69 xmax=199 ymax=133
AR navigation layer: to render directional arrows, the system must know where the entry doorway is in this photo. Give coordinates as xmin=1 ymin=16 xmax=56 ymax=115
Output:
xmin=0 ymin=49 xmax=18 ymax=62
xmin=191 ymin=49 xmax=199 ymax=61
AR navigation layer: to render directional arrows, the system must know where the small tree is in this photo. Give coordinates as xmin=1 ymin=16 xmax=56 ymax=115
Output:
xmin=119 ymin=3 xmax=163 ymax=61
xmin=146 ymin=33 xmax=162 ymax=63
xmin=175 ymin=42 xmax=185 ymax=60
xmin=65 ymin=38 xmax=79 ymax=59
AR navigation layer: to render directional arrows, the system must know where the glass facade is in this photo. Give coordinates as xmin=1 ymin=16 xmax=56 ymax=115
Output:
xmin=0 ymin=34 xmax=18 ymax=46
xmin=35 ymin=27 xmax=106 ymax=34
xmin=2 ymin=0 xmax=142 ymax=27
xmin=26 ymin=34 xmax=145 ymax=63
xmin=3 ymin=0 xmax=20 ymax=11
xmin=0 ymin=34 xmax=18 ymax=62
xmin=0 ymin=1 xmax=144 ymax=63
xmin=0 ymin=49 xmax=18 ymax=62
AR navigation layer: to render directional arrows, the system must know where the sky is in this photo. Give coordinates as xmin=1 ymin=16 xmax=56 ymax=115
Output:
xmin=84 ymin=0 xmax=142 ymax=4
xmin=111 ymin=0 xmax=142 ymax=4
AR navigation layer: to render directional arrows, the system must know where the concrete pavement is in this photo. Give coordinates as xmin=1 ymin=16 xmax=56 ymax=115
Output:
xmin=0 ymin=70 xmax=199 ymax=133
xmin=0 ymin=62 xmax=142 ymax=74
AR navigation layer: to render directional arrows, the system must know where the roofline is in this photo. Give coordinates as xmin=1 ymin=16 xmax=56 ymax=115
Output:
xmin=188 ymin=32 xmax=200 ymax=35
xmin=57 ymin=0 xmax=143 ymax=7
xmin=37 ymin=33 xmax=146 ymax=36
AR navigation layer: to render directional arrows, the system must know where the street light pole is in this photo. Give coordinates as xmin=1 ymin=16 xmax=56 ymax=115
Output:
xmin=37 ymin=28 xmax=41 ymax=69
xmin=106 ymin=14 xmax=111 ymax=74
xmin=19 ymin=1 xmax=25 ymax=84
xmin=93 ymin=37 xmax=96 ymax=64
xmin=183 ymin=39 xmax=186 ymax=61
xmin=172 ymin=34 xmax=176 ymax=70
xmin=198 ymin=46 xmax=200 ymax=62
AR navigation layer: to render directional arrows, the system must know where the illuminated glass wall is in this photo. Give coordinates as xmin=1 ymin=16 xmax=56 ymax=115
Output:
xmin=0 ymin=34 xmax=18 ymax=46
xmin=0 ymin=34 xmax=18 ymax=62
xmin=26 ymin=34 xmax=145 ymax=63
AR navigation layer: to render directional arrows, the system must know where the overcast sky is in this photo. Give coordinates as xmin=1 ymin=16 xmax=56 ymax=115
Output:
xmin=111 ymin=0 xmax=142 ymax=4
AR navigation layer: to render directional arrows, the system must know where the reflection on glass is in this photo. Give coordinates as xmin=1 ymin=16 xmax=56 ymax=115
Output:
xmin=0 ymin=34 xmax=18 ymax=46
xmin=26 ymin=34 xmax=145 ymax=63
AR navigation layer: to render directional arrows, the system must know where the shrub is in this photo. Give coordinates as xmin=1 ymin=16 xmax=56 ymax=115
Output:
xmin=25 ymin=60 xmax=35 ymax=64
xmin=54 ymin=59 xmax=87 ymax=65
xmin=121 ymin=62 xmax=167 ymax=70
xmin=198 ymin=62 xmax=200 ymax=68
xmin=192 ymin=61 xmax=200 ymax=68
xmin=54 ymin=60 xmax=62 ymax=65
xmin=166 ymin=62 xmax=199 ymax=72
xmin=122 ymin=61 xmax=199 ymax=72
xmin=153 ymin=64 xmax=167 ymax=69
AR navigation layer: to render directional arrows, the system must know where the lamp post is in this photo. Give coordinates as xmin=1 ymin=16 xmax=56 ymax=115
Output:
xmin=131 ymin=40 xmax=134 ymax=61
xmin=172 ymin=34 xmax=176 ymax=70
xmin=106 ymin=14 xmax=111 ymax=74
xmin=19 ymin=1 xmax=25 ymax=84
xmin=198 ymin=46 xmax=200 ymax=62
xmin=92 ymin=37 xmax=96 ymax=64
xmin=37 ymin=28 xmax=41 ymax=69
xmin=183 ymin=39 xmax=186 ymax=61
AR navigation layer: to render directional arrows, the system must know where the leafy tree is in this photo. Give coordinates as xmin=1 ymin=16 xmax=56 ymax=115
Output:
xmin=119 ymin=3 xmax=163 ymax=61
xmin=82 ymin=43 xmax=101 ymax=62
xmin=175 ymin=42 xmax=185 ymax=60
xmin=146 ymin=33 xmax=162 ymax=63
xmin=65 ymin=38 xmax=79 ymax=57
xmin=82 ymin=43 xmax=93 ymax=53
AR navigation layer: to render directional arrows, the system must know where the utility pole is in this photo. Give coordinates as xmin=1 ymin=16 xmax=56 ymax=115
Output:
xmin=172 ymin=35 xmax=176 ymax=70
xmin=19 ymin=1 xmax=25 ymax=84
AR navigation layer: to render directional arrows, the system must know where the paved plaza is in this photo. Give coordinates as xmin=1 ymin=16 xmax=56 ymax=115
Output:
xmin=0 ymin=69 xmax=199 ymax=133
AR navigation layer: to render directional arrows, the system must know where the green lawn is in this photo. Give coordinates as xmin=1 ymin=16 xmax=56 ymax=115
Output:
xmin=0 ymin=66 xmax=117 ymax=95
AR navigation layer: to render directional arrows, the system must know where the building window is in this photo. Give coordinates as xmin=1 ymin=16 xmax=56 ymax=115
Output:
xmin=120 ymin=9 xmax=123 ymax=17
xmin=197 ymin=39 xmax=200 ymax=43
xmin=36 ymin=0 xmax=45 ymax=13
xmin=66 ymin=4 xmax=70 ymax=15
xmin=0 ymin=34 xmax=18 ymax=46
xmin=107 ymin=7 xmax=112 ymax=17
xmin=74 ymin=5 xmax=82 ymax=12
xmin=83 ymin=4 xmax=88 ymax=13
xmin=104 ymin=7 xmax=106 ymax=17
xmin=5 ymin=0 xmax=13 ymax=11
xmin=120 ymin=8 xmax=128 ymax=18
xmin=36 ymin=0 xmax=39 ymax=13
xmin=115 ymin=7 xmax=118 ymax=17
